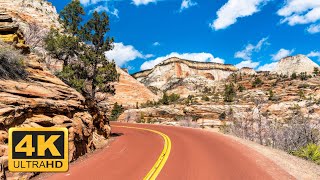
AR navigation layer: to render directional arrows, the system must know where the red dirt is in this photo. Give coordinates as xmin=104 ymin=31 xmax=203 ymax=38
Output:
xmin=46 ymin=122 xmax=294 ymax=180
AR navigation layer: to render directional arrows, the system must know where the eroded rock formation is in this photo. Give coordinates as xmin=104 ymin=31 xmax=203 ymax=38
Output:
xmin=107 ymin=67 xmax=159 ymax=108
xmin=132 ymin=57 xmax=238 ymax=97
xmin=272 ymin=54 xmax=319 ymax=75
xmin=0 ymin=51 xmax=110 ymax=179
xmin=0 ymin=12 xmax=29 ymax=52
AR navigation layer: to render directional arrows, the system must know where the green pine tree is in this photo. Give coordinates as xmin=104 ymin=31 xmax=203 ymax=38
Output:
xmin=44 ymin=1 xmax=119 ymax=135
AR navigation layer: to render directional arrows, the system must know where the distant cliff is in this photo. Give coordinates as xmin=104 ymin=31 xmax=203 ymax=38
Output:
xmin=272 ymin=55 xmax=319 ymax=75
xmin=132 ymin=57 xmax=238 ymax=93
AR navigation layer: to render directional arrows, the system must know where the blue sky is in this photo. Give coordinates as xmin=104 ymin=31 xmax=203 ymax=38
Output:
xmin=48 ymin=0 xmax=320 ymax=74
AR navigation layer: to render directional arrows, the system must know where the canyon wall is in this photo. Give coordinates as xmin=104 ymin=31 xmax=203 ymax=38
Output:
xmin=133 ymin=57 xmax=238 ymax=91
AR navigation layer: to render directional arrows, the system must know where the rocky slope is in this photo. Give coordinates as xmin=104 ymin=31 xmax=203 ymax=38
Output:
xmin=0 ymin=0 xmax=60 ymax=30
xmin=0 ymin=0 xmax=62 ymax=72
xmin=107 ymin=67 xmax=159 ymax=108
xmin=272 ymin=55 xmax=319 ymax=75
xmin=133 ymin=57 xmax=238 ymax=97
xmin=120 ymin=71 xmax=320 ymax=130
xmin=0 ymin=50 xmax=110 ymax=179
xmin=0 ymin=10 xmax=109 ymax=179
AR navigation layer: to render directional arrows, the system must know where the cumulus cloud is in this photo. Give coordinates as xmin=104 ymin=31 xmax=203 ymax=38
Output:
xmin=210 ymin=0 xmax=269 ymax=30
xmin=307 ymin=51 xmax=320 ymax=61
xmin=80 ymin=0 xmax=106 ymax=6
xmin=235 ymin=60 xmax=260 ymax=69
xmin=277 ymin=0 xmax=320 ymax=33
xmin=105 ymin=42 xmax=152 ymax=67
xmin=140 ymin=52 xmax=225 ymax=70
xmin=307 ymin=23 xmax=320 ymax=34
xmin=152 ymin=42 xmax=161 ymax=46
xmin=89 ymin=5 xmax=119 ymax=18
xmin=132 ymin=0 xmax=157 ymax=6
xmin=234 ymin=37 xmax=269 ymax=60
xmin=257 ymin=62 xmax=278 ymax=71
xmin=80 ymin=0 xmax=119 ymax=18
xmin=180 ymin=0 xmax=197 ymax=12
xmin=271 ymin=48 xmax=295 ymax=61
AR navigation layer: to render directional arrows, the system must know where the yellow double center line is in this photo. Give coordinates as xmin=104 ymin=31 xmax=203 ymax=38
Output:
xmin=113 ymin=125 xmax=172 ymax=180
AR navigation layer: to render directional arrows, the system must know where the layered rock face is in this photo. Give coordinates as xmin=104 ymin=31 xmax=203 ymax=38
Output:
xmin=0 ymin=12 xmax=29 ymax=52
xmin=0 ymin=0 xmax=60 ymax=30
xmin=0 ymin=0 xmax=62 ymax=72
xmin=0 ymin=50 xmax=108 ymax=179
xmin=272 ymin=55 xmax=319 ymax=75
xmin=133 ymin=57 xmax=238 ymax=96
xmin=107 ymin=67 xmax=159 ymax=108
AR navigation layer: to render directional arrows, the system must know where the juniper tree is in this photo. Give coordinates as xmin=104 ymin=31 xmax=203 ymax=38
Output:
xmin=59 ymin=0 xmax=85 ymax=35
xmin=45 ymin=1 xmax=119 ymax=135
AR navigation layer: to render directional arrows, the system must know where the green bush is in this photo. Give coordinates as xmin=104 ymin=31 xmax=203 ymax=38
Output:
xmin=252 ymin=77 xmax=263 ymax=87
xmin=238 ymin=84 xmax=245 ymax=92
xmin=0 ymin=44 xmax=28 ymax=79
xmin=201 ymin=95 xmax=210 ymax=101
xmin=110 ymin=102 xmax=124 ymax=121
xmin=224 ymin=83 xmax=236 ymax=102
xmin=293 ymin=144 xmax=320 ymax=165
xmin=299 ymin=72 xmax=308 ymax=81
xmin=291 ymin=72 xmax=297 ymax=80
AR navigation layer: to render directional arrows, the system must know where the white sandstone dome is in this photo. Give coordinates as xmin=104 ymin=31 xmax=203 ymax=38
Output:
xmin=272 ymin=54 xmax=319 ymax=75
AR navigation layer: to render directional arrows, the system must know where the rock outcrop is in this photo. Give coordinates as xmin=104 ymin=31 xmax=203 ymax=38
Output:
xmin=0 ymin=0 xmax=60 ymax=31
xmin=0 ymin=48 xmax=109 ymax=179
xmin=272 ymin=55 xmax=319 ymax=75
xmin=0 ymin=12 xmax=29 ymax=52
xmin=239 ymin=67 xmax=257 ymax=75
xmin=107 ymin=67 xmax=159 ymax=108
xmin=0 ymin=0 xmax=62 ymax=72
xmin=132 ymin=57 xmax=238 ymax=96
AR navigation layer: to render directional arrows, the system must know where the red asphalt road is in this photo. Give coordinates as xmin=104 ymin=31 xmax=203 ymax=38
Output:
xmin=47 ymin=122 xmax=293 ymax=180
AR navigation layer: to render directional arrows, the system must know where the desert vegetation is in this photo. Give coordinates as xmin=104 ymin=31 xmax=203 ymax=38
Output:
xmin=140 ymin=92 xmax=180 ymax=108
xmin=221 ymin=98 xmax=320 ymax=165
xmin=0 ymin=42 xmax=28 ymax=80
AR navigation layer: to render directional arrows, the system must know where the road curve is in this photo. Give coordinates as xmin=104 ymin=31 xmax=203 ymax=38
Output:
xmin=46 ymin=122 xmax=293 ymax=180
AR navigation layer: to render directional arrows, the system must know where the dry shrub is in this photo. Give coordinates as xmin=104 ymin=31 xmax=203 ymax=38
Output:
xmin=0 ymin=42 xmax=28 ymax=79
xmin=225 ymin=101 xmax=320 ymax=153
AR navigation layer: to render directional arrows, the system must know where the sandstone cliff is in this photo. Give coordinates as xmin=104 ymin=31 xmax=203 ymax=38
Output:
xmin=0 ymin=10 xmax=109 ymax=179
xmin=0 ymin=0 xmax=60 ymax=30
xmin=272 ymin=55 xmax=319 ymax=75
xmin=132 ymin=57 xmax=238 ymax=97
xmin=107 ymin=67 xmax=159 ymax=108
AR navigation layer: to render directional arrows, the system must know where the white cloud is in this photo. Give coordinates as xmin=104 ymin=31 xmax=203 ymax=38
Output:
xmin=271 ymin=48 xmax=294 ymax=61
xmin=307 ymin=24 xmax=320 ymax=34
xmin=180 ymin=0 xmax=197 ymax=12
xmin=105 ymin=42 xmax=152 ymax=67
xmin=152 ymin=42 xmax=161 ymax=46
xmin=140 ymin=52 xmax=225 ymax=70
xmin=235 ymin=60 xmax=260 ymax=69
xmin=89 ymin=5 xmax=119 ymax=18
xmin=257 ymin=62 xmax=278 ymax=71
xmin=80 ymin=0 xmax=106 ymax=6
xmin=210 ymin=0 xmax=269 ymax=30
xmin=234 ymin=37 xmax=269 ymax=60
xmin=277 ymin=0 xmax=320 ymax=33
xmin=307 ymin=51 xmax=320 ymax=61
xmin=132 ymin=0 xmax=157 ymax=6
